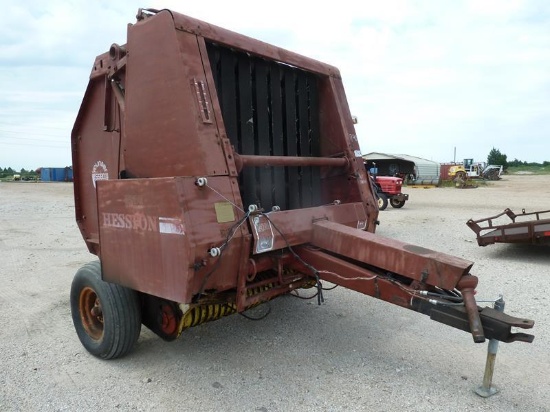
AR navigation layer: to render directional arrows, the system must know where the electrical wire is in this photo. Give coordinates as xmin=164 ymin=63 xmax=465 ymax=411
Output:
xmin=193 ymin=209 xmax=251 ymax=303
xmin=290 ymin=291 xmax=319 ymax=300
xmin=193 ymin=252 xmax=225 ymax=303
xmin=239 ymin=302 xmax=272 ymax=320
xmin=260 ymin=212 xmax=325 ymax=305
xmin=195 ymin=191 xmax=485 ymax=312
xmin=218 ymin=211 xmax=250 ymax=250
xmin=204 ymin=181 xmax=245 ymax=213
xmin=317 ymin=269 xmax=377 ymax=282
xmin=322 ymin=284 xmax=339 ymax=291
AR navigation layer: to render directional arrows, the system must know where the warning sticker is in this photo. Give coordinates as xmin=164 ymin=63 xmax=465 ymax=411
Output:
xmin=159 ymin=217 xmax=185 ymax=235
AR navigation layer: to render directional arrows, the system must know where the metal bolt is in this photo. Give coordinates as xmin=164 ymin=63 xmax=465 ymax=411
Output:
xmin=209 ymin=247 xmax=221 ymax=257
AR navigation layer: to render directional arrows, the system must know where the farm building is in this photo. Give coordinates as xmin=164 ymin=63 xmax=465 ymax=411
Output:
xmin=362 ymin=152 xmax=440 ymax=185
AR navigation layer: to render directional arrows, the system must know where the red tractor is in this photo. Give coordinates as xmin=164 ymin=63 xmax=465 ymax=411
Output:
xmin=373 ymin=176 xmax=409 ymax=210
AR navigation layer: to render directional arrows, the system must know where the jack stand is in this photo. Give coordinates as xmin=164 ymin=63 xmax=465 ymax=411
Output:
xmin=475 ymin=295 xmax=505 ymax=398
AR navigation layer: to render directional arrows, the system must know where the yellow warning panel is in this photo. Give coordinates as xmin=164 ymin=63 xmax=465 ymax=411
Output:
xmin=214 ymin=202 xmax=236 ymax=223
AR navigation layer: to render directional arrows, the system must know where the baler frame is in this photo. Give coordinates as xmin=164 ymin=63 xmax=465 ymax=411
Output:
xmin=70 ymin=8 xmax=533 ymax=361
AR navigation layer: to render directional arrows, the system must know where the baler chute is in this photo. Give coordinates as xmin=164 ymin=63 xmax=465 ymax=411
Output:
xmin=70 ymin=8 xmax=533 ymax=361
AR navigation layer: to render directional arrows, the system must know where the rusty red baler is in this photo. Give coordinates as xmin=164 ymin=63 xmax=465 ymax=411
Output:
xmin=70 ymin=8 xmax=533 ymax=360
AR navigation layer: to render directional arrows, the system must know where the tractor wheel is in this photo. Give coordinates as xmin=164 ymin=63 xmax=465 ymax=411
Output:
xmin=70 ymin=261 xmax=141 ymax=359
xmin=455 ymin=171 xmax=466 ymax=181
xmin=390 ymin=198 xmax=406 ymax=208
xmin=377 ymin=193 xmax=388 ymax=211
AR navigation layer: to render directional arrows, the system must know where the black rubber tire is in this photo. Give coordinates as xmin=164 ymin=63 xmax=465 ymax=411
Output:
xmin=377 ymin=193 xmax=388 ymax=211
xmin=70 ymin=261 xmax=141 ymax=359
xmin=390 ymin=198 xmax=406 ymax=208
xmin=455 ymin=171 xmax=466 ymax=180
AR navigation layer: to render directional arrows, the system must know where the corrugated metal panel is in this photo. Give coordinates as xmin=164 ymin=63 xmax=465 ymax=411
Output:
xmin=40 ymin=167 xmax=73 ymax=182
xmin=362 ymin=152 xmax=402 ymax=161
xmin=440 ymin=163 xmax=460 ymax=181
xmin=363 ymin=152 xmax=440 ymax=184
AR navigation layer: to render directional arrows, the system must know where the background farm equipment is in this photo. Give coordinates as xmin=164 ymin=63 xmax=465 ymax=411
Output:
xmin=70 ymin=8 xmax=533 ymax=362
xmin=467 ymin=208 xmax=550 ymax=246
xmin=448 ymin=159 xmax=503 ymax=187
xmin=371 ymin=175 xmax=409 ymax=210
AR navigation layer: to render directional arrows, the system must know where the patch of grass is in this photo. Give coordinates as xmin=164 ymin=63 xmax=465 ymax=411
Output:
xmin=507 ymin=165 xmax=550 ymax=175
xmin=438 ymin=179 xmax=489 ymax=188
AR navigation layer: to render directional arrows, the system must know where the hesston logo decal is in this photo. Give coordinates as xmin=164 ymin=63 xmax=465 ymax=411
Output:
xmin=92 ymin=161 xmax=109 ymax=188
xmin=102 ymin=212 xmax=158 ymax=232
xmin=101 ymin=213 xmax=186 ymax=235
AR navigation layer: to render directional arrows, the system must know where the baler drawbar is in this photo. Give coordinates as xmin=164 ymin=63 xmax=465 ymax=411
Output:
xmin=70 ymin=8 xmax=533 ymax=361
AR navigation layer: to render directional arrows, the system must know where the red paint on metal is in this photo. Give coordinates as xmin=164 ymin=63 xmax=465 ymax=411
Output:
xmin=457 ymin=275 xmax=485 ymax=343
xmin=248 ymin=203 xmax=368 ymax=254
xmin=294 ymin=247 xmax=413 ymax=309
xmin=234 ymin=153 xmax=349 ymax=171
xmin=311 ymin=220 xmax=472 ymax=290
xmin=160 ymin=304 xmax=178 ymax=336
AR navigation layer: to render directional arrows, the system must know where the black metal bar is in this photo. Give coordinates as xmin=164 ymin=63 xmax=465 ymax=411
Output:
xmin=219 ymin=48 xmax=239 ymax=149
xmin=284 ymin=71 xmax=299 ymax=209
xmin=238 ymin=55 xmax=257 ymax=208
xmin=255 ymin=60 xmax=272 ymax=210
xmin=234 ymin=154 xmax=348 ymax=169
xmin=308 ymin=73 xmax=321 ymax=206
xmin=297 ymin=72 xmax=312 ymax=207
xmin=269 ymin=64 xmax=286 ymax=209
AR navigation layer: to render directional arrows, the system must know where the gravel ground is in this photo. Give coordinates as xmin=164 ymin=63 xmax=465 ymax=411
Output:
xmin=0 ymin=175 xmax=549 ymax=412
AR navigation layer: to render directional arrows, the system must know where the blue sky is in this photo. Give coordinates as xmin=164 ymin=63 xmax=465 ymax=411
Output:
xmin=1 ymin=0 xmax=548 ymax=170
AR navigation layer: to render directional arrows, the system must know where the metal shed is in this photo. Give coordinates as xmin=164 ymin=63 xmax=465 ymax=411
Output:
xmin=40 ymin=167 xmax=73 ymax=182
xmin=363 ymin=152 xmax=440 ymax=185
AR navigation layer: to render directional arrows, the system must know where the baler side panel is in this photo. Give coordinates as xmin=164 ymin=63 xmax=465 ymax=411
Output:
xmin=72 ymin=77 xmax=121 ymax=254
xmin=328 ymin=77 xmax=378 ymax=230
xmin=97 ymin=177 xmax=245 ymax=302
xmin=97 ymin=178 xmax=192 ymax=302
xmin=317 ymin=77 xmax=379 ymax=231
xmin=123 ymin=12 xmax=229 ymax=179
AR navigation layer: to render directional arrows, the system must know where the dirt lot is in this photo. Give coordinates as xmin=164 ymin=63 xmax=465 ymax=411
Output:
xmin=1 ymin=175 xmax=549 ymax=411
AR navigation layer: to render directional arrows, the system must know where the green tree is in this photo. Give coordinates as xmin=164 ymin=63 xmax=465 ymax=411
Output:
xmin=487 ymin=147 xmax=508 ymax=167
